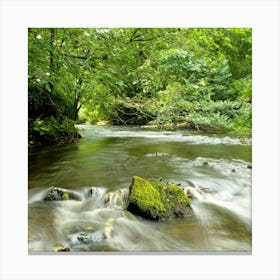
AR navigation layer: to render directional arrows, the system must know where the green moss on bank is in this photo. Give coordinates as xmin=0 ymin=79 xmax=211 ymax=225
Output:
xmin=28 ymin=117 xmax=81 ymax=146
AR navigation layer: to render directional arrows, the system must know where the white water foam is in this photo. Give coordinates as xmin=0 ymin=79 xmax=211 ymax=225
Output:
xmin=78 ymin=125 xmax=251 ymax=145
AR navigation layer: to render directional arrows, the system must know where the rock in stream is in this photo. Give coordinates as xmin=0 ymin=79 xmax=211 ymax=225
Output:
xmin=44 ymin=186 xmax=81 ymax=201
xmin=127 ymin=176 xmax=194 ymax=220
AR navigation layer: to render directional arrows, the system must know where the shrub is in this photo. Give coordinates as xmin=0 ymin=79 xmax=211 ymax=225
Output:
xmin=29 ymin=116 xmax=80 ymax=145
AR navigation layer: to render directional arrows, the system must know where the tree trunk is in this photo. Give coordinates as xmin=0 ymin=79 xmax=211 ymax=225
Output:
xmin=49 ymin=28 xmax=56 ymax=92
xmin=73 ymin=77 xmax=83 ymax=121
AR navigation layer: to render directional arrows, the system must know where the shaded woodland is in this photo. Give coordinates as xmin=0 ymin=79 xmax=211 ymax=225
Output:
xmin=28 ymin=28 xmax=252 ymax=145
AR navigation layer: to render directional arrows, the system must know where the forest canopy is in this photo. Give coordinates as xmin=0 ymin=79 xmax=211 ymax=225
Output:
xmin=28 ymin=28 xmax=252 ymax=145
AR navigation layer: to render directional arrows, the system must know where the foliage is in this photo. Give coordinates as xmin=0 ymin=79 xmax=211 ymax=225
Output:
xmin=29 ymin=117 xmax=80 ymax=145
xmin=28 ymin=27 xmax=252 ymax=140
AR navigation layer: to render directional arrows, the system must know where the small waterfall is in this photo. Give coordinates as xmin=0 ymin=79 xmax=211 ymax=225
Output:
xmin=104 ymin=188 xmax=129 ymax=209
xmin=87 ymin=186 xmax=107 ymax=208
xmin=85 ymin=187 xmax=129 ymax=210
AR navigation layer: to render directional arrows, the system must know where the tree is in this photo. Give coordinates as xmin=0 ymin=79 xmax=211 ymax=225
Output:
xmin=28 ymin=27 xmax=252 ymax=143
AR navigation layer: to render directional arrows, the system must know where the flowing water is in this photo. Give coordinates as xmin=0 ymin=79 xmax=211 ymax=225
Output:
xmin=28 ymin=125 xmax=252 ymax=253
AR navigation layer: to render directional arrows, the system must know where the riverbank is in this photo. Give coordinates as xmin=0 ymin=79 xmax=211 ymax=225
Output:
xmin=28 ymin=117 xmax=81 ymax=146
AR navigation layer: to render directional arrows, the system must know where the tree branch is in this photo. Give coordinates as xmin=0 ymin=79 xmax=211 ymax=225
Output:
xmin=128 ymin=28 xmax=142 ymax=43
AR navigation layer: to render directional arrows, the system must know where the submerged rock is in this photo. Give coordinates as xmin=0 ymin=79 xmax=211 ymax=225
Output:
xmin=104 ymin=188 xmax=129 ymax=209
xmin=104 ymin=217 xmax=115 ymax=239
xmin=88 ymin=186 xmax=103 ymax=198
xmin=146 ymin=152 xmax=169 ymax=157
xmin=186 ymin=189 xmax=196 ymax=199
xmin=77 ymin=231 xmax=91 ymax=244
xmin=44 ymin=186 xmax=81 ymax=201
xmin=54 ymin=245 xmax=70 ymax=252
xmin=127 ymin=176 xmax=194 ymax=220
xmin=71 ymin=231 xmax=106 ymax=246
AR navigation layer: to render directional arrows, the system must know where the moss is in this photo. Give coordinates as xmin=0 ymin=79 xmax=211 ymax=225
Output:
xmin=62 ymin=193 xmax=69 ymax=200
xmin=186 ymin=188 xmax=195 ymax=199
xmin=85 ymin=226 xmax=93 ymax=231
xmin=128 ymin=176 xmax=165 ymax=219
xmin=54 ymin=245 xmax=70 ymax=252
xmin=44 ymin=187 xmax=81 ymax=201
xmin=164 ymin=184 xmax=192 ymax=217
xmin=127 ymin=176 xmax=193 ymax=220
xmin=166 ymin=185 xmax=191 ymax=205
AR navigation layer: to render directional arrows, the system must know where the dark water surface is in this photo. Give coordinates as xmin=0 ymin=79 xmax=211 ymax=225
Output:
xmin=28 ymin=125 xmax=252 ymax=253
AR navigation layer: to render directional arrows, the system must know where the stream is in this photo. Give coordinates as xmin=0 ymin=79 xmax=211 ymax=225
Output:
xmin=28 ymin=125 xmax=252 ymax=253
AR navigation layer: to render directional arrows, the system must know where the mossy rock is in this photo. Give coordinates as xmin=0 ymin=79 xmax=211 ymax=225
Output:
xmin=85 ymin=226 xmax=94 ymax=231
xmin=54 ymin=245 xmax=70 ymax=252
xmin=73 ymin=231 xmax=106 ymax=245
xmin=127 ymin=176 xmax=194 ymax=220
xmin=44 ymin=187 xmax=81 ymax=201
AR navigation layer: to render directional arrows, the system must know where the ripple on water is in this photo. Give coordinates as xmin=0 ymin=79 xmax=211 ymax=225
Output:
xmin=29 ymin=125 xmax=252 ymax=252
xmin=77 ymin=125 xmax=251 ymax=145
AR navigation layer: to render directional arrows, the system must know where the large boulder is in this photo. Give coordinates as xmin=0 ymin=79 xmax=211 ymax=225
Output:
xmin=127 ymin=176 xmax=194 ymax=220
